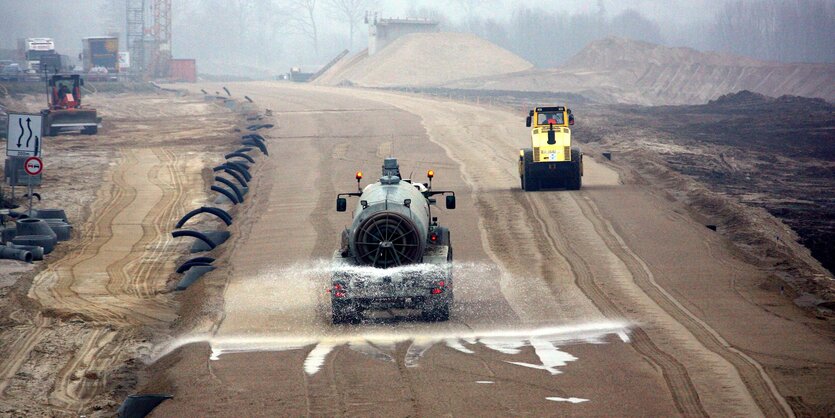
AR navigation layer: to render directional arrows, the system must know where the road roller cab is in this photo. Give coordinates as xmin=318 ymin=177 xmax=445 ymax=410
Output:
xmin=519 ymin=106 xmax=583 ymax=191
xmin=331 ymin=157 xmax=456 ymax=323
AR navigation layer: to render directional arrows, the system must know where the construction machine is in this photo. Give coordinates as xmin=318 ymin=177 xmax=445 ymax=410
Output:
xmin=331 ymin=157 xmax=456 ymax=323
xmin=519 ymin=106 xmax=582 ymax=191
xmin=42 ymin=74 xmax=98 ymax=136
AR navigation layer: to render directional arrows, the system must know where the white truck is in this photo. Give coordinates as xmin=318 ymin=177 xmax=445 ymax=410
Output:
xmin=18 ymin=38 xmax=56 ymax=72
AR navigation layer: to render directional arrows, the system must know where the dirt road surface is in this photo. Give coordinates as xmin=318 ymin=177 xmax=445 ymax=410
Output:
xmin=147 ymin=83 xmax=834 ymax=417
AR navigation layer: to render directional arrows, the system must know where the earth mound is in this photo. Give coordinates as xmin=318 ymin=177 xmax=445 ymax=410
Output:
xmin=708 ymin=90 xmax=833 ymax=112
xmin=445 ymin=37 xmax=835 ymax=105
xmin=316 ymin=32 xmax=533 ymax=88
xmin=707 ymin=90 xmax=773 ymax=107
xmin=565 ymin=37 xmax=762 ymax=69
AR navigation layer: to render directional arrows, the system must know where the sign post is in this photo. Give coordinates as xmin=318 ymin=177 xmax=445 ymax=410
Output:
xmin=6 ymin=113 xmax=43 ymax=157
xmin=24 ymin=156 xmax=43 ymax=216
xmin=118 ymin=51 xmax=130 ymax=69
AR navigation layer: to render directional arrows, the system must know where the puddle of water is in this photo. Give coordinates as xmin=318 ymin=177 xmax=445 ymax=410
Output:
xmin=479 ymin=337 xmax=525 ymax=355
xmin=153 ymin=321 xmax=631 ymax=378
xmin=445 ymin=338 xmax=475 ymax=354
xmin=159 ymin=261 xmax=632 ymax=377
xmin=349 ymin=341 xmax=394 ymax=363
xmin=405 ymin=339 xmax=434 ymax=367
xmin=506 ymin=337 xmax=578 ymax=375
xmin=304 ymin=343 xmax=335 ymax=375
xmin=546 ymin=397 xmax=589 ymax=404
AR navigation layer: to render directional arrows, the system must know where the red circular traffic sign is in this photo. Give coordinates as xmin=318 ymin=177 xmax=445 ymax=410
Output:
xmin=24 ymin=156 xmax=43 ymax=176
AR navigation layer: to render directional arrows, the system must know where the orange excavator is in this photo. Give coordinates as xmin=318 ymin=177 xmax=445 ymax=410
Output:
xmin=42 ymin=74 xmax=99 ymax=136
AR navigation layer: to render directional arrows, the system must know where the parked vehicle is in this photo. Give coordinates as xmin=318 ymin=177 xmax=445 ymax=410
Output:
xmin=18 ymin=37 xmax=55 ymax=72
xmin=87 ymin=66 xmax=117 ymax=82
xmin=0 ymin=64 xmax=24 ymax=81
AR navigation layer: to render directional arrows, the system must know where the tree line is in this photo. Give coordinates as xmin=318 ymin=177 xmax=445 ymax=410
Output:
xmin=128 ymin=0 xmax=835 ymax=71
xmin=427 ymin=0 xmax=834 ymax=67
xmin=1 ymin=0 xmax=832 ymax=75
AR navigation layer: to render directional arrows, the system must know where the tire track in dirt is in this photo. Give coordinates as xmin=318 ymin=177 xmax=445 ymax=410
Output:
xmin=49 ymin=328 xmax=121 ymax=410
xmin=444 ymin=120 xmax=708 ymax=415
xmin=572 ymin=194 xmax=792 ymax=417
xmin=27 ymin=149 xmax=171 ymax=324
xmin=120 ymin=147 xmax=190 ymax=298
xmin=0 ymin=314 xmax=51 ymax=396
xmin=0 ymin=152 xmax=138 ymax=406
xmin=49 ymin=147 xmax=195 ymax=411
xmin=302 ymin=344 xmax=344 ymax=417
xmin=30 ymin=151 xmax=135 ymax=323
xmin=526 ymin=193 xmax=708 ymax=416
xmin=343 ymin=89 xmax=779 ymax=416
xmin=0 ymin=147 xmax=201 ymax=413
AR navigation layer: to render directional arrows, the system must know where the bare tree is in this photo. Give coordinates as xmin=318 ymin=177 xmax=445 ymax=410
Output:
xmin=454 ymin=0 xmax=499 ymax=16
xmin=287 ymin=0 xmax=319 ymax=57
xmin=707 ymin=0 xmax=835 ymax=63
xmin=325 ymin=0 xmax=372 ymax=49
xmin=102 ymin=0 xmax=125 ymax=35
xmin=454 ymin=0 xmax=500 ymax=31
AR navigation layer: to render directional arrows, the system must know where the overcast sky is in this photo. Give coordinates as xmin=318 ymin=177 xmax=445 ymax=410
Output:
xmin=385 ymin=0 xmax=720 ymax=23
xmin=0 ymin=0 xmax=722 ymax=53
xmin=0 ymin=0 xmax=830 ymax=74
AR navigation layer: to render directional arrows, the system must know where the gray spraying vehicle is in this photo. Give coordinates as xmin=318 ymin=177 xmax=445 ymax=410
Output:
xmin=331 ymin=158 xmax=456 ymax=323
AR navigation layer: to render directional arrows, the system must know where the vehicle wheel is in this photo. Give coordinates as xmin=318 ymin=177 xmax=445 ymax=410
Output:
xmin=524 ymin=172 xmax=540 ymax=191
xmin=523 ymin=149 xmax=540 ymax=191
xmin=331 ymin=300 xmax=359 ymax=324
xmin=422 ymin=300 xmax=450 ymax=322
xmin=83 ymin=126 xmax=98 ymax=135
xmin=568 ymin=149 xmax=582 ymax=190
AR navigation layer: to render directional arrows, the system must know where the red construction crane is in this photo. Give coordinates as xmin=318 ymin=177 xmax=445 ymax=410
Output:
xmin=150 ymin=0 xmax=172 ymax=78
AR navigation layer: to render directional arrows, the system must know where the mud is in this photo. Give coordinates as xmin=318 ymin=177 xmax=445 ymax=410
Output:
xmin=582 ymin=91 xmax=835 ymax=299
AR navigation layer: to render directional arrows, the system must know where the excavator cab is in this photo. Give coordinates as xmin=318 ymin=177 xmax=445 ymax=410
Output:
xmin=43 ymin=74 xmax=98 ymax=136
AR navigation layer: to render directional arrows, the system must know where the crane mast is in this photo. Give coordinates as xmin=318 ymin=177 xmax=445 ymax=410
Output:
xmin=126 ymin=0 xmax=171 ymax=79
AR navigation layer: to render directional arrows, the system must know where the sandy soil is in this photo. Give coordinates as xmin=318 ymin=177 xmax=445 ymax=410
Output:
xmin=0 ymin=90 xmax=241 ymax=416
xmin=144 ymin=82 xmax=834 ymax=417
xmin=315 ymin=32 xmax=532 ymax=88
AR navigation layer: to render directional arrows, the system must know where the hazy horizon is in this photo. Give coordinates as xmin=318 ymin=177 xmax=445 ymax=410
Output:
xmin=1 ymin=0 xmax=832 ymax=76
